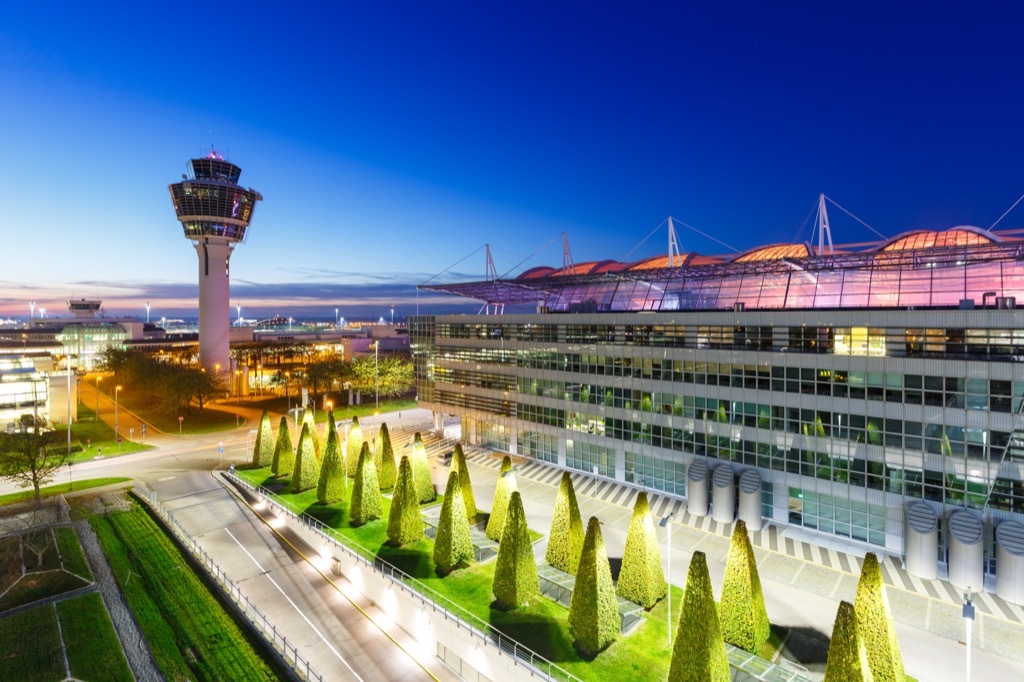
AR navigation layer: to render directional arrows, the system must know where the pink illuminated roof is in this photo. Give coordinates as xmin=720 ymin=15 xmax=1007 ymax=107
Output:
xmin=880 ymin=226 xmax=998 ymax=252
xmin=734 ymin=243 xmax=811 ymax=262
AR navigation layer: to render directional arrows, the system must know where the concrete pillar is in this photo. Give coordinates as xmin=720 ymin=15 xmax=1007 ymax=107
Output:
xmin=738 ymin=469 xmax=763 ymax=531
xmin=904 ymin=501 xmax=938 ymax=580
xmin=947 ymin=509 xmax=984 ymax=591
xmin=712 ymin=465 xmax=736 ymax=523
xmin=687 ymin=458 xmax=709 ymax=517
xmin=995 ymin=520 xmax=1024 ymax=605
xmin=194 ymin=239 xmax=233 ymax=372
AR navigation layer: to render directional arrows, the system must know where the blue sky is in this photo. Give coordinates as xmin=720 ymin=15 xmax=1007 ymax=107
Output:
xmin=2 ymin=2 xmax=1023 ymax=320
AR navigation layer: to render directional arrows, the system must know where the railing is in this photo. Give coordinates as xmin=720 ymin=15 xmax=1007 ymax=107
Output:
xmin=132 ymin=481 xmax=325 ymax=682
xmin=225 ymin=470 xmax=582 ymax=682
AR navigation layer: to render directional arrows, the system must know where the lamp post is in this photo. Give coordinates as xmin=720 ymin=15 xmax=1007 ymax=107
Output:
xmin=114 ymin=385 xmax=122 ymax=441
xmin=29 ymin=301 xmax=34 ymax=319
xmin=963 ymin=590 xmax=975 ymax=681
xmin=659 ymin=511 xmax=677 ymax=647
xmin=95 ymin=376 xmax=101 ymax=423
xmin=335 ymin=307 xmax=339 ymax=329
xmin=146 ymin=301 xmax=150 ymax=323
xmin=374 ymin=340 xmax=380 ymax=412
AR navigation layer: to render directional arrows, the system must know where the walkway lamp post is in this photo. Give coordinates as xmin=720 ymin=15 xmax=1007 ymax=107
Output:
xmin=114 ymin=385 xmax=122 ymax=438
xmin=963 ymin=591 xmax=975 ymax=681
xmin=659 ymin=510 xmax=677 ymax=647
xmin=95 ymin=376 xmax=101 ymax=417
xmin=374 ymin=340 xmax=380 ymax=412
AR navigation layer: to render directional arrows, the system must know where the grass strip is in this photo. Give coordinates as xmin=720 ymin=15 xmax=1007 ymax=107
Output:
xmin=0 ymin=602 xmax=65 ymax=680
xmin=55 ymin=527 xmax=93 ymax=582
xmin=0 ymin=478 xmax=131 ymax=506
xmin=0 ymin=570 xmax=90 ymax=613
xmin=56 ymin=592 xmax=133 ymax=682
xmin=91 ymin=505 xmax=279 ymax=682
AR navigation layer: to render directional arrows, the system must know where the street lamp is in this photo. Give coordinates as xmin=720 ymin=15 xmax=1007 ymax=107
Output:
xmin=374 ymin=340 xmax=380 ymax=412
xmin=659 ymin=511 xmax=677 ymax=647
xmin=95 ymin=376 xmax=102 ymax=418
xmin=114 ymin=385 xmax=122 ymax=441
xmin=335 ymin=307 xmax=339 ymax=329
xmin=29 ymin=301 xmax=34 ymax=319
xmin=963 ymin=590 xmax=975 ymax=681
xmin=146 ymin=301 xmax=150 ymax=323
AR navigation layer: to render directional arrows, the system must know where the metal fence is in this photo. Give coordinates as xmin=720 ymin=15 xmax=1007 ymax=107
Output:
xmin=132 ymin=481 xmax=325 ymax=682
xmin=225 ymin=470 xmax=582 ymax=682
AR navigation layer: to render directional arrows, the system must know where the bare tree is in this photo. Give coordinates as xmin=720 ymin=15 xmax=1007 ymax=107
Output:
xmin=0 ymin=424 xmax=70 ymax=506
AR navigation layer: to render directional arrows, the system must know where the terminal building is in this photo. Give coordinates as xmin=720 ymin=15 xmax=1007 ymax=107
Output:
xmin=413 ymin=222 xmax=1024 ymax=596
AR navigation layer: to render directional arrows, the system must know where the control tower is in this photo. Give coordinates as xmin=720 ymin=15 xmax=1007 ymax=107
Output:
xmin=168 ymin=151 xmax=263 ymax=372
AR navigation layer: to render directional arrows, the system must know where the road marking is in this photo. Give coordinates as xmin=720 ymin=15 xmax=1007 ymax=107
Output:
xmin=224 ymin=527 xmax=365 ymax=682
xmin=157 ymin=476 xmax=176 ymax=482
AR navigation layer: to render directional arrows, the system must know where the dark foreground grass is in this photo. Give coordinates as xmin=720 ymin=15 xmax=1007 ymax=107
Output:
xmin=0 ymin=603 xmax=64 ymax=680
xmin=54 ymin=526 xmax=92 ymax=582
xmin=236 ymin=466 xmax=685 ymax=680
xmin=57 ymin=592 xmax=133 ymax=681
xmin=0 ymin=477 xmax=131 ymax=506
xmin=91 ymin=505 xmax=279 ymax=682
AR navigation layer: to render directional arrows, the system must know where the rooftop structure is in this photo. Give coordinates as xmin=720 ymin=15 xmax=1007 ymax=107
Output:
xmin=67 ymin=299 xmax=102 ymax=318
xmin=168 ymin=151 xmax=263 ymax=372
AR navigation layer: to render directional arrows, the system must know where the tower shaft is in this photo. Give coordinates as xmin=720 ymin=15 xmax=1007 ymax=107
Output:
xmin=195 ymin=239 xmax=233 ymax=371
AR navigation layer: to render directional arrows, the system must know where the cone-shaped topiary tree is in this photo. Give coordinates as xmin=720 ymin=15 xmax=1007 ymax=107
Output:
xmin=316 ymin=417 xmax=346 ymax=504
xmin=322 ymin=410 xmax=338 ymax=461
xmin=486 ymin=456 xmax=517 ymax=541
xmin=291 ymin=423 xmax=321 ymax=493
xmin=252 ymin=410 xmax=274 ymax=467
xmin=616 ymin=491 xmax=667 ymax=608
xmin=434 ymin=469 xmax=473 ymax=576
xmin=346 ymin=416 xmax=363 ymax=477
xmin=301 ymin=408 xmax=321 ymax=459
xmin=669 ymin=551 xmax=730 ymax=682
xmin=824 ymin=601 xmax=873 ymax=682
xmin=271 ymin=417 xmax=294 ymax=477
xmin=854 ymin=552 xmax=904 ymax=682
xmin=378 ymin=423 xmax=397 ymax=490
xmin=719 ymin=519 xmax=770 ymax=654
xmin=546 ymin=472 xmax=584 ymax=574
xmin=568 ymin=516 xmax=619 ymax=655
xmin=351 ymin=442 xmax=383 ymax=526
xmin=373 ymin=435 xmax=383 ymax=473
xmin=387 ymin=455 xmax=423 ymax=546
xmin=451 ymin=443 xmax=476 ymax=519
xmin=410 ymin=432 xmax=435 ymax=503
xmin=492 ymin=491 xmax=539 ymax=610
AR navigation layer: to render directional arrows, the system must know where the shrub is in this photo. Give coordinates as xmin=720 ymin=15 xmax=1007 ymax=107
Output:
xmin=347 ymin=416 xmax=363 ymax=477
xmin=546 ymin=472 xmax=584 ymax=574
xmin=350 ymin=442 xmax=383 ymax=526
xmin=434 ymin=470 xmax=473 ymax=575
xmin=270 ymin=417 xmax=294 ymax=477
xmin=492 ymin=491 xmax=539 ymax=610
xmin=386 ymin=456 xmax=423 ymax=546
xmin=316 ymin=418 xmax=346 ymax=504
xmin=411 ymin=432 xmax=435 ymax=503
xmin=486 ymin=456 xmax=517 ymax=541
xmin=451 ymin=443 xmax=476 ymax=518
xmin=251 ymin=410 xmax=274 ymax=467
xmin=301 ymin=408 xmax=321 ymax=458
xmin=616 ymin=492 xmax=666 ymax=608
xmin=719 ymin=519 xmax=770 ymax=653
xmin=568 ymin=516 xmax=619 ymax=655
xmin=377 ymin=423 xmax=397 ymax=490
xmin=824 ymin=600 xmax=873 ymax=682
xmin=854 ymin=552 xmax=904 ymax=682
xmin=290 ymin=423 xmax=320 ymax=493
xmin=669 ymin=551 xmax=729 ymax=682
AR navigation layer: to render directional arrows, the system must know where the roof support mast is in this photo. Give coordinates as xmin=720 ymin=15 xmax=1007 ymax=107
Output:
xmin=817 ymin=193 xmax=834 ymax=256
xmin=667 ymin=216 xmax=682 ymax=267
xmin=483 ymin=244 xmax=500 ymax=314
xmin=562 ymin=232 xmax=576 ymax=275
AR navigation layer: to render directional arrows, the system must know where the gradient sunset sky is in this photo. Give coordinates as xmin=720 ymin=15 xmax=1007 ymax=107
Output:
xmin=3 ymin=3 xmax=1023 ymax=320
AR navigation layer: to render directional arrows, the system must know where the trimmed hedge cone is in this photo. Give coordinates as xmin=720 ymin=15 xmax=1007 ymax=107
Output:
xmin=568 ymin=516 xmax=619 ymax=656
xmin=377 ymin=422 xmax=397 ymax=490
xmin=491 ymin=491 xmax=538 ymax=610
xmin=434 ymin=469 xmax=473 ymax=576
xmin=350 ymin=442 xmax=383 ymax=526
xmin=451 ymin=443 xmax=476 ymax=518
xmin=290 ymin=423 xmax=321 ymax=493
xmin=616 ymin=491 xmax=666 ymax=608
xmin=486 ymin=456 xmax=517 ymax=541
xmin=824 ymin=600 xmax=873 ymax=682
xmin=854 ymin=552 xmax=904 ymax=682
xmin=546 ymin=472 xmax=584 ymax=574
xmin=719 ymin=519 xmax=770 ymax=654
xmin=251 ymin=410 xmax=274 ymax=467
xmin=346 ymin=416 xmax=364 ymax=477
xmin=271 ymin=417 xmax=294 ymax=477
xmin=316 ymin=416 xmax=346 ymax=504
xmin=301 ymin=408 xmax=320 ymax=458
xmin=669 ymin=551 xmax=730 ymax=682
xmin=387 ymin=455 xmax=423 ymax=546
xmin=411 ymin=432 xmax=435 ymax=503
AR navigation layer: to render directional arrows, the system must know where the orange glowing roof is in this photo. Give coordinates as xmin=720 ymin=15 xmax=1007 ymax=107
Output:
xmin=519 ymin=266 xmax=557 ymax=280
xmin=628 ymin=255 xmax=676 ymax=271
xmin=733 ymin=243 xmax=811 ymax=262
xmin=880 ymin=226 xmax=997 ymax=252
xmin=548 ymin=261 xmax=603 ymax=277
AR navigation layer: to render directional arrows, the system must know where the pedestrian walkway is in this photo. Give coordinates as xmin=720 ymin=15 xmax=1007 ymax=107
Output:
xmin=459 ymin=447 xmax=1024 ymax=627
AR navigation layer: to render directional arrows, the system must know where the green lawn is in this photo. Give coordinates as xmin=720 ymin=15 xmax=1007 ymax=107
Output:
xmin=0 ymin=603 xmax=64 ymax=680
xmin=54 ymin=527 xmax=93 ymax=582
xmin=223 ymin=396 xmax=418 ymax=425
xmin=91 ymin=505 xmax=281 ymax=682
xmin=94 ymin=389 xmax=238 ymax=435
xmin=0 ymin=478 xmax=131 ymax=506
xmin=56 ymin=592 xmax=133 ymax=681
xmin=236 ymin=465 xmax=689 ymax=680
xmin=70 ymin=405 xmax=153 ymax=462
xmin=0 ymin=526 xmax=93 ymax=613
